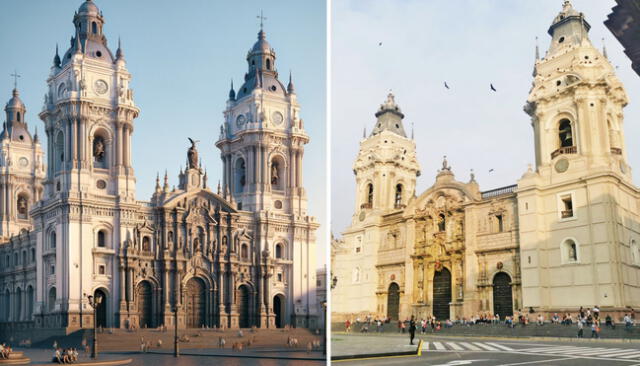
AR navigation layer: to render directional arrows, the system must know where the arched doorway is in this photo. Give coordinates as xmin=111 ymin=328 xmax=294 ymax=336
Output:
xmin=387 ymin=283 xmax=400 ymax=320
xmin=492 ymin=272 xmax=513 ymax=319
xmin=137 ymin=281 xmax=153 ymax=328
xmin=273 ymin=294 xmax=285 ymax=328
xmin=238 ymin=285 xmax=250 ymax=328
xmin=432 ymin=267 xmax=452 ymax=321
xmin=94 ymin=289 xmax=107 ymax=328
xmin=185 ymin=278 xmax=206 ymax=328
xmin=15 ymin=288 xmax=22 ymax=321
xmin=27 ymin=286 xmax=34 ymax=319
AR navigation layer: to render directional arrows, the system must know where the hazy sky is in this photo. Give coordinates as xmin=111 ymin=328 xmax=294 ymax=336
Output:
xmin=0 ymin=0 xmax=327 ymax=266
xmin=331 ymin=0 xmax=640 ymax=236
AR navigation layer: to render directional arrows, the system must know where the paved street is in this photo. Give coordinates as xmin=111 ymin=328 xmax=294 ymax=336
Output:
xmin=332 ymin=334 xmax=640 ymax=365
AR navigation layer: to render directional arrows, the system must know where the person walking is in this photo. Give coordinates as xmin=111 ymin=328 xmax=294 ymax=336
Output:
xmin=409 ymin=315 xmax=417 ymax=345
xmin=577 ymin=319 xmax=584 ymax=338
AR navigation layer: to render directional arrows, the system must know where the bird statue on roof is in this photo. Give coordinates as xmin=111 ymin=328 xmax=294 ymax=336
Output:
xmin=187 ymin=137 xmax=200 ymax=169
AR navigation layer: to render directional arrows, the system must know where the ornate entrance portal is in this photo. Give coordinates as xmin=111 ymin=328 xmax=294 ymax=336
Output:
xmin=387 ymin=283 xmax=400 ymax=320
xmin=185 ymin=278 xmax=206 ymax=328
xmin=95 ymin=289 xmax=107 ymax=328
xmin=492 ymin=272 xmax=513 ymax=319
xmin=432 ymin=267 xmax=452 ymax=321
xmin=274 ymin=294 xmax=285 ymax=328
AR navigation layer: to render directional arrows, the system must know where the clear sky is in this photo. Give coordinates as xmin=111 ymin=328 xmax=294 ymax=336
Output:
xmin=0 ymin=0 xmax=327 ymax=266
xmin=331 ymin=0 xmax=640 ymax=236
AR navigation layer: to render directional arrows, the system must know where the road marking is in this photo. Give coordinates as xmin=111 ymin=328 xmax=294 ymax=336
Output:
xmin=618 ymin=353 xmax=640 ymax=359
xmin=578 ymin=348 xmax=623 ymax=356
xmin=594 ymin=349 xmax=640 ymax=357
xmin=494 ymin=357 xmax=577 ymax=366
xmin=446 ymin=342 xmax=465 ymax=351
xmin=558 ymin=347 xmax=611 ymax=355
xmin=459 ymin=342 xmax=482 ymax=351
xmin=473 ymin=342 xmax=499 ymax=351
xmin=433 ymin=341 xmax=447 ymax=350
xmin=486 ymin=342 xmax=514 ymax=351
xmin=520 ymin=346 xmax=577 ymax=353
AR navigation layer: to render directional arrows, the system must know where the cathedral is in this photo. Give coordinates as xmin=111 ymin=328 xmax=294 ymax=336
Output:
xmin=0 ymin=0 xmax=319 ymax=341
xmin=332 ymin=1 xmax=640 ymax=323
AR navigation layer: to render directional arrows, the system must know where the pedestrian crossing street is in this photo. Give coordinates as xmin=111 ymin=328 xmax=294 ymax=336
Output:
xmin=421 ymin=341 xmax=640 ymax=360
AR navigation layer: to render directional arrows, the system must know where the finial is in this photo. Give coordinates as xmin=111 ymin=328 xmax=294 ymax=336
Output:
xmin=363 ymin=126 xmax=366 ymax=138
xmin=535 ymin=36 xmax=540 ymax=60
xmin=155 ymin=172 xmax=161 ymax=191
xmin=229 ymin=79 xmax=236 ymax=100
xmin=411 ymin=121 xmax=414 ymax=140
xmin=34 ymin=127 xmax=39 ymax=143
xmin=257 ymin=10 xmax=267 ymax=32
xmin=470 ymin=169 xmax=475 ymax=182
xmin=10 ymin=70 xmax=20 ymax=90
xmin=441 ymin=155 xmax=450 ymax=171
xmin=602 ymin=38 xmax=608 ymax=59
xmin=217 ymin=180 xmax=221 ymax=195
xmin=53 ymin=44 xmax=61 ymax=67
xmin=287 ymin=70 xmax=295 ymax=93
xmin=116 ymin=37 xmax=124 ymax=60
xmin=74 ymin=29 xmax=82 ymax=55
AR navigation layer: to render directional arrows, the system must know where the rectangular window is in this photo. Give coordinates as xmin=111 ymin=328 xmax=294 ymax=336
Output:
xmin=561 ymin=195 xmax=573 ymax=218
xmin=51 ymin=264 xmax=55 ymax=275
xmin=496 ymin=214 xmax=504 ymax=232
xmin=98 ymin=265 xmax=105 ymax=275
xmin=277 ymin=273 xmax=283 ymax=282
xmin=355 ymin=247 xmax=361 ymax=253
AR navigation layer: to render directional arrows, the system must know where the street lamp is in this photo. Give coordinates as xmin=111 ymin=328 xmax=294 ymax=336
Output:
xmin=173 ymin=303 xmax=180 ymax=358
xmin=85 ymin=293 xmax=102 ymax=359
xmin=321 ymin=301 xmax=327 ymax=356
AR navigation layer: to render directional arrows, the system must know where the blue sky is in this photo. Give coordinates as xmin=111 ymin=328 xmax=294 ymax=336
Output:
xmin=0 ymin=0 xmax=327 ymax=266
xmin=331 ymin=0 xmax=640 ymax=236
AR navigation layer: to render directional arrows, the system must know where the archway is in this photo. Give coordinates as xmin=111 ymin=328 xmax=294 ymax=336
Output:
xmin=238 ymin=285 xmax=250 ymax=328
xmin=137 ymin=281 xmax=153 ymax=328
xmin=432 ymin=267 xmax=452 ymax=320
xmin=4 ymin=289 xmax=10 ymax=320
xmin=94 ymin=289 xmax=107 ymax=328
xmin=387 ymin=283 xmax=400 ymax=321
xmin=185 ymin=278 xmax=206 ymax=328
xmin=27 ymin=286 xmax=34 ymax=320
xmin=492 ymin=272 xmax=513 ymax=319
xmin=273 ymin=294 xmax=285 ymax=328
xmin=15 ymin=288 xmax=22 ymax=321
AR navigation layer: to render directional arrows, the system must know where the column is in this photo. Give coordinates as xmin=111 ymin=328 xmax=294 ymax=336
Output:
xmin=71 ymin=119 xmax=77 ymax=166
xmin=116 ymin=123 xmax=123 ymax=167
xmin=298 ymin=151 xmax=304 ymax=187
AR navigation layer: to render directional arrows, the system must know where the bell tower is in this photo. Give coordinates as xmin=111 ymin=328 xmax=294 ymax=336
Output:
xmin=216 ymin=26 xmax=308 ymax=215
xmin=518 ymin=1 xmax=640 ymax=315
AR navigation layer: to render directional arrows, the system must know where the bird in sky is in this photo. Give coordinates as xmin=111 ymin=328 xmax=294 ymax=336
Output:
xmin=444 ymin=81 xmax=450 ymax=89
xmin=490 ymin=83 xmax=497 ymax=92
xmin=378 ymin=42 xmax=383 ymax=46
xmin=488 ymin=168 xmax=495 ymax=173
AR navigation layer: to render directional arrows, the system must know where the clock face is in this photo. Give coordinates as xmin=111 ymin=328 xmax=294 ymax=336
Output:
xmin=19 ymin=157 xmax=28 ymax=168
xmin=236 ymin=114 xmax=246 ymax=128
xmin=272 ymin=111 xmax=284 ymax=125
xmin=555 ymin=158 xmax=569 ymax=173
xmin=94 ymin=80 xmax=108 ymax=95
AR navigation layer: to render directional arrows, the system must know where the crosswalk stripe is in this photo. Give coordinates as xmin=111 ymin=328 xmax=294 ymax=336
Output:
xmin=616 ymin=352 xmax=640 ymax=359
xmin=473 ymin=342 xmax=499 ymax=351
xmin=432 ymin=342 xmax=446 ymax=350
xmin=560 ymin=347 xmax=611 ymax=355
xmin=486 ymin=342 xmax=514 ymax=351
xmin=522 ymin=346 xmax=578 ymax=353
xmin=446 ymin=342 xmax=464 ymax=351
xmin=459 ymin=342 xmax=482 ymax=351
xmin=595 ymin=350 xmax=640 ymax=358
xmin=579 ymin=348 xmax=623 ymax=356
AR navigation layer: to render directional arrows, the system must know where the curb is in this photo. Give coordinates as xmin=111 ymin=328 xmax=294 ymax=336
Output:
xmin=332 ymin=339 xmax=422 ymax=361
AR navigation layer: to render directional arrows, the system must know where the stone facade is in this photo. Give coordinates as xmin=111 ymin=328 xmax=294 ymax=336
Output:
xmin=0 ymin=0 xmax=318 ymax=339
xmin=332 ymin=1 xmax=640 ymax=323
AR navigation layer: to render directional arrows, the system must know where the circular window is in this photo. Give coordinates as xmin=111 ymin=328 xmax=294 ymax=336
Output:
xmin=236 ymin=114 xmax=246 ymax=128
xmin=556 ymin=80 xmax=561 ymax=86
xmin=19 ymin=157 xmax=28 ymax=167
xmin=584 ymin=56 xmax=589 ymax=60
xmin=272 ymin=111 xmax=284 ymax=125
xmin=19 ymin=135 xmax=24 ymax=140
xmin=270 ymin=85 xmax=277 ymax=92
xmin=274 ymin=200 xmax=283 ymax=209
xmin=94 ymin=80 xmax=108 ymax=95
xmin=96 ymin=51 xmax=102 ymax=57
xmin=558 ymin=36 xmax=565 ymax=43
xmin=96 ymin=180 xmax=106 ymax=189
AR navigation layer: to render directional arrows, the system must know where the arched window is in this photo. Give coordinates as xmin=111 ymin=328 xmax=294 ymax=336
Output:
xmin=93 ymin=134 xmax=107 ymax=168
xmin=15 ymin=287 xmax=22 ymax=320
xmin=275 ymin=243 xmax=283 ymax=259
xmin=17 ymin=112 xmax=21 ymax=122
xmin=17 ymin=194 xmax=29 ymax=219
xmin=48 ymin=287 xmax=56 ymax=312
xmin=270 ymin=157 xmax=284 ymax=190
xmin=4 ymin=289 xmax=10 ymax=321
xmin=438 ymin=213 xmax=446 ymax=232
xmin=22 ymin=251 xmax=26 ymax=266
xmin=558 ymin=119 xmax=573 ymax=148
xmin=235 ymin=158 xmax=246 ymax=193
xmin=92 ymin=21 xmax=97 ymax=34
xmin=27 ymin=286 xmax=34 ymax=319
xmin=55 ymin=131 xmax=64 ymax=172
xmin=31 ymin=248 xmax=35 ymax=262
xmin=394 ymin=184 xmax=403 ymax=207
xmin=367 ymin=184 xmax=374 ymax=206
xmin=97 ymin=230 xmax=106 ymax=248
xmin=631 ymin=239 xmax=640 ymax=265
xmin=50 ymin=231 xmax=57 ymax=249
xmin=562 ymin=238 xmax=579 ymax=264
xmin=266 ymin=59 xmax=271 ymax=70
xmin=241 ymin=244 xmax=248 ymax=259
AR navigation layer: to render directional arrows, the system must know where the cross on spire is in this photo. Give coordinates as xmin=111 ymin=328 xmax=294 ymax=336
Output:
xmin=10 ymin=70 xmax=20 ymax=90
xmin=257 ymin=10 xmax=267 ymax=31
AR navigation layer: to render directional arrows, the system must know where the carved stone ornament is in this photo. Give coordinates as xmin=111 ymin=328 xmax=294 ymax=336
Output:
xmin=434 ymin=261 xmax=443 ymax=272
xmin=497 ymin=261 xmax=504 ymax=270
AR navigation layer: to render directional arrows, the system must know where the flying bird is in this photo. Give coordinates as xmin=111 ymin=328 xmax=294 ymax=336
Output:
xmin=488 ymin=168 xmax=495 ymax=173
xmin=378 ymin=42 xmax=383 ymax=46
xmin=444 ymin=82 xmax=450 ymax=89
xmin=490 ymin=83 xmax=497 ymax=92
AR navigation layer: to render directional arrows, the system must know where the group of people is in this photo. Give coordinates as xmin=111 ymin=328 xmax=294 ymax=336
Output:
xmin=0 ymin=343 xmax=12 ymax=359
xmin=52 ymin=347 xmax=79 ymax=364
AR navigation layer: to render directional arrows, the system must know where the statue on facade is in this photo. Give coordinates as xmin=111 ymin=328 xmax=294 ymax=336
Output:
xmin=93 ymin=137 xmax=105 ymax=162
xmin=271 ymin=162 xmax=279 ymax=185
xmin=17 ymin=197 xmax=27 ymax=215
xmin=187 ymin=138 xmax=199 ymax=169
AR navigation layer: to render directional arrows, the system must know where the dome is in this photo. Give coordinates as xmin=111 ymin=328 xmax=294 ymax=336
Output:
xmin=251 ymin=30 xmax=272 ymax=53
xmin=78 ymin=0 xmax=99 ymax=16
xmin=5 ymin=89 xmax=24 ymax=110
